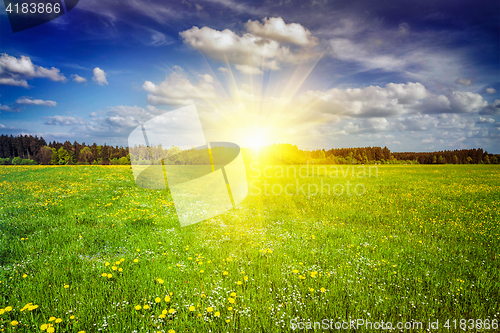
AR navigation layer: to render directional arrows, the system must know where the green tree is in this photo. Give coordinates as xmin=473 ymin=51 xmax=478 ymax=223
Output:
xmin=57 ymin=147 xmax=71 ymax=165
xmin=12 ymin=156 xmax=22 ymax=165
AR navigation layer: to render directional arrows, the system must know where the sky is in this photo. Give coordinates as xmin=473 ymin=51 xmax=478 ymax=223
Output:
xmin=1 ymin=0 xmax=499 ymax=153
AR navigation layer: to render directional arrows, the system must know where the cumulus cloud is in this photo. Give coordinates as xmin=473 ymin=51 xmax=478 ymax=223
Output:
xmin=455 ymin=78 xmax=472 ymax=85
xmin=218 ymin=67 xmax=229 ymax=73
xmin=480 ymin=99 xmax=500 ymax=115
xmin=71 ymin=74 xmax=87 ymax=83
xmin=15 ymin=97 xmax=57 ymax=107
xmin=298 ymin=82 xmax=488 ymax=117
xmin=92 ymin=67 xmax=108 ymax=85
xmin=244 ymin=17 xmax=317 ymax=46
xmin=180 ymin=17 xmax=318 ymax=74
xmin=235 ymin=64 xmax=263 ymax=74
xmin=0 ymin=104 xmax=14 ymax=111
xmin=477 ymin=116 xmax=495 ymax=124
xmin=486 ymin=88 xmax=496 ymax=94
xmin=143 ymin=71 xmax=217 ymax=105
xmin=44 ymin=116 xmax=87 ymax=126
xmin=0 ymin=53 xmax=66 ymax=87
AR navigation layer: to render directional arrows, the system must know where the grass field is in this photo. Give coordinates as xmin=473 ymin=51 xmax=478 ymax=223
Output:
xmin=0 ymin=165 xmax=499 ymax=332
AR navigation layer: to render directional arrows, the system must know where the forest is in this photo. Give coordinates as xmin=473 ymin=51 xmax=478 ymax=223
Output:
xmin=0 ymin=134 xmax=498 ymax=165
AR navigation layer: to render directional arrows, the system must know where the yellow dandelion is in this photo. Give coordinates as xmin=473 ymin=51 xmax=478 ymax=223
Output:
xmin=47 ymin=327 xmax=55 ymax=333
xmin=133 ymin=259 xmax=139 ymax=263
xmin=230 ymin=292 xmax=236 ymax=297
xmin=155 ymin=297 xmax=161 ymax=303
xmin=105 ymin=262 xmax=110 ymax=266
xmin=214 ymin=311 xmax=220 ymax=317
xmin=22 ymin=274 xmax=27 ymax=278
xmin=135 ymin=305 xmax=141 ymax=310
xmin=207 ymin=307 xmax=213 ymax=313
xmin=168 ymin=308 xmax=175 ymax=314
xmin=236 ymin=281 xmax=242 ymax=285
xmin=189 ymin=305 xmax=195 ymax=311
xmin=11 ymin=320 xmax=19 ymax=326
xmin=144 ymin=304 xmax=150 ymax=310
xmin=157 ymin=278 xmax=164 ymax=284
xmin=164 ymin=295 xmax=170 ymax=302
xmin=159 ymin=314 xmax=166 ymax=319
xmin=5 ymin=306 xmax=12 ymax=311
xmin=244 ymin=276 xmax=248 ymax=281
xmin=223 ymin=271 xmax=228 ymax=276
xmin=40 ymin=324 xmax=48 ymax=330
xmin=64 ymin=284 xmax=69 ymax=288
xmin=118 ymin=268 xmax=123 ymax=272
xmin=55 ymin=318 xmax=62 ymax=323
xmin=226 ymin=319 xmax=231 ymax=323
xmin=320 ymin=287 xmax=326 ymax=292
xmin=70 ymin=315 xmax=75 ymax=319
xmin=228 ymin=297 xmax=235 ymax=304
xmin=292 ymin=269 xmax=299 ymax=274
xmin=168 ymin=330 xmax=175 ymax=333
xmin=228 ymin=307 xmax=233 ymax=311
xmin=48 ymin=316 xmax=56 ymax=321
xmin=107 ymin=273 xmax=112 ymax=278
xmin=111 ymin=266 xmax=117 ymax=271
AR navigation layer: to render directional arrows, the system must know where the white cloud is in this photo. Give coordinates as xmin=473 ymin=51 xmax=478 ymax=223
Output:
xmin=44 ymin=116 xmax=87 ymax=126
xmin=0 ymin=53 xmax=66 ymax=87
xmin=234 ymin=64 xmax=263 ymax=74
xmin=218 ymin=67 xmax=229 ymax=73
xmin=0 ymin=104 xmax=13 ymax=111
xmin=179 ymin=17 xmax=318 ymax=74
xmin=299 ymin=82 xmax=428 ymax=117
xmin=92 ymin=67 xmax=108 ymax=85
xmin=244 ymin=17 xmax=317 ymax=46
xmin=0 ymin=123 xmax=5 ymax=128
xmin=15 ymin=97 xmax=57 ymax=107
xmin=71 ymin=74 xmax=87 ymax=83
xmin=455 ymin=78 xmax=472 ymax=85
xmin=143 ymin=72 xmax=217 ymax=105
xmin=477 ymin=116 xmax=495 ymax=124
xmin=479 ymin=99 xmax=500 ymax=115
xmin=0 ymin=77 xmax=29 ymax=87
xmin=486 ymin=88 xmax=496 ymax=94
xmin=299 ymin=82 xmax=488 ymax=117
xmin=89 ymin=112 xmax=98 ymax=117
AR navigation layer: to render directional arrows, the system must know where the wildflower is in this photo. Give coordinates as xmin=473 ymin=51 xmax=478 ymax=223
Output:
xmin=78 ymin=331 xmax=86 ymax=333
xmin=0 ymin=309 xmax=4 ymax=314
xmin=105 ymin=262 xmax=110 ymax=266
xmin=223 ymin=271 xmax=228 ymax=276
xmin=236 ymin=281 xmax=242 ymax=285
xmin=135 ymin=305 xmax=141 ymax=310
xmin=118 ymin=268 xmax=123 ymax=272
xmin=155 ymin=297 xmax=161 ymax=303
xmin=189 ymin=305 xmax=195 ymax=311
xmin=11 ymin=320 xmax=19 ymax=326
xmin=228 ymin=307 xmax=233 ymax=311
xmin=133 ymin=259 xmax=139 ymax=263
xmin=111 ymin=266 xmax=117 ymax=271
xmin=64 ymin=284 xmax=69 ymax=288
xmin=165 ymin=295 xmax=171 ymax=302
xmin=136 ymin=249 xmax=140 ymax=252
xmin=5 ymin=306 xmax=12 ymax=312
xmin=22 ymin=274 xmax=27 ymax=278
xmin=47 ymin=327 xmax=55 ymax=333
xmin=244 ymin=276 xmax=248 ymax=281
xmin=292 ymin=269 xmax=299 ymax=274
xmin=215 ymin=311 xmax=220 ymax=317
xmin=107 ymin=273 xmax=112 ymax=278
xmin=41 ymin=324 xmax=48 ymax=330
xmin=200 ymin=270 xmax=204 ymax=273
xmin=168 ymin=330 xmax=175 ymax=333
xmin=228 ymin=297 xmax=235 ymax=304
xmin=226 ymin=319 xmax=231 ymax=323
xmin=159 ymin=314 xmax=166 ymax=319
xmin=144 ymin=304 xmax=150 ymax=310
xmin=48 ymin=317 xmax=56 ymax=321
xmin=230 ymin=292 xmax=236 ymax=297
xmin=101 ymin=273 xmax=107 ymax=277
xmin=168 ymin=308 xmax=175 ymax=314
xmin=157 ymin=278 xmax=164 ymax=284
xmin=70 ymin=315 xmax=75 ymax=319
xmin=55 ymin=318 xmax=62 ymax=323
xmin=309 ymin=287 xmax=314 ymax=292
xmin=320 ymin=287 xmax=326 ymax=293
xmin=115 ymin=261 xmax=120 ymax=265
xmin=207 ymin=307 xmax=213 ymax=313
xmin=162 ymin=309 xmax=168 ymax=315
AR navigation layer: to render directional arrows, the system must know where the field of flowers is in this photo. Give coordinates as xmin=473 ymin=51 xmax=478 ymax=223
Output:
xmin=0 ymin=164 xmax=499 ymax=332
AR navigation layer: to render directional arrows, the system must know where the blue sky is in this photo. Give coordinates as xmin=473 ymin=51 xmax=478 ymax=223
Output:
xmin=1 ymin=0 xmax=499 ymax=152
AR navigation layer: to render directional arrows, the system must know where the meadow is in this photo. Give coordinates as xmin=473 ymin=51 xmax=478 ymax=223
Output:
xmin=0 ymin=164 xmax=499 ymax=332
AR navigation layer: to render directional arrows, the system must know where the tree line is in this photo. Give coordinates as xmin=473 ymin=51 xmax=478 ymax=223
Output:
xmin=0 ymin=135 xmax=498 ymax=165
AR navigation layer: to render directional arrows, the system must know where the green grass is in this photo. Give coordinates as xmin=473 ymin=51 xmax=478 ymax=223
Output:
xmin=0 ymin=164 xmax=499 ymax=332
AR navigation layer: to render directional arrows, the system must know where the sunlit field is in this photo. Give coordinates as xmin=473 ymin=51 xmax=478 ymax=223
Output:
xmin=0 ymin=165 xmax=499 ymax=332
